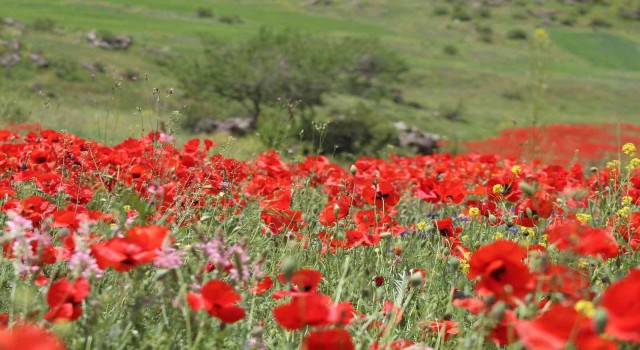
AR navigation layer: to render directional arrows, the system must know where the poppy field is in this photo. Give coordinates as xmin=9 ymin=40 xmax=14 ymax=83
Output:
xmin=0 ymin=124 xmax=639 ymax=350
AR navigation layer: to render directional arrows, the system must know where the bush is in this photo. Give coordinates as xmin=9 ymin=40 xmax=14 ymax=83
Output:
xmin=318 ymin=109 xmax=398 ymax=156
xmin=433 ymin=6 xmax=449 ymax=16
xmin=54 ymin=58 xmax=82 ymax=81
xmin=476 ymin=7 xmax=491 ymax=19
xmin=451 ymin=5 xmax=472 ymax=21
xmin=560 ymin=17 xmax=577 ymax=26
xmin=32 ymin=18 xmax=56 ymax=32
xmin=196 ymin=7 xmax=214 ymax=18
xmin=590 ymin=17 xmax=613 ymax=28
xmin=218 ymin=15 xmax=243 ymax=25
xmin=443 ymin=44 xmax=458 ymax=56
xmin=181 ymin=28 xmax=407 ymax=128
xmin=506 ymin=28 xmax=528 ymax=40
xmin=476 ymin=24 xmax=493 ymax=43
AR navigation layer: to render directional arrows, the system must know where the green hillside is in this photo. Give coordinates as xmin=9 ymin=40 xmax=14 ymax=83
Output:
xmin=2 ymin=0 xmax=640 ymax=154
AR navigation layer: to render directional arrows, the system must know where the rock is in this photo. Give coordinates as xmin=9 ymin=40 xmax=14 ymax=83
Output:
xmin=193 ymin=117 xmax=254 ymax=136
xmin=29 ymin=53 xmax=49 ymax=68
xmin=86 ymin=30 xmax=132 ymax=50
xmin=2 ymin=18 xmax=26 ymax=31
xmin=0 ymin=53 xmax=21 ymax=68
xmin=393 ymin=122 xmax=440 ymax=155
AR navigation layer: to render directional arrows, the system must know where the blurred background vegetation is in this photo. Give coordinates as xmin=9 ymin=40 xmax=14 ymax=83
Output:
xmin=1 ymin=0 xmax=640 ymax=159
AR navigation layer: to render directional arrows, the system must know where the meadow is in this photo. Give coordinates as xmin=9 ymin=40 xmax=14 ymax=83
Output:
xmin=0 ymin=124 xmax=640 ymax=349
xmin=1 ymin=0 xmax=640 ymax=151
xmin=2 ymin=1 xmax=640 ymax=349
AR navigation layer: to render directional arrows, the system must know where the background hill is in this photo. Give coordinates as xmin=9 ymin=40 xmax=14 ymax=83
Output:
xmin=2 ymin=0 xmax=640 ymax=157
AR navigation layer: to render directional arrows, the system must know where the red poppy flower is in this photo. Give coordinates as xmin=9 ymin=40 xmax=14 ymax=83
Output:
xmin=515 ymin=305 xmax=617 ymax=350
xmin=0 ymin=323 xmax=65 ymax=350
xmin=44 ymin=278 xmax=90 ymax=322
xmin=434 ymin=217 xmax=461 ymax=238
xmin=251 ymin=276 xmax=274 ymax=295
xmin=490 ymin=309 xmax=518 ymax=346
xmin=276 ymin=269 xmax=322 ymax=296
xmin=273 ymin=293 xmax=331 ymax=330
xmin=362 ymin=181 xmax=400 ymax=209
xmin=302 ymin=328 xmax=354 ymax=350
xmin=91 ymin=225 xmax=168 ymax=272
xmin=469 ymin=240 xmax=534 ymax=302
xmin=424 ymin=320 xmax=459 ymax=341
xmin=546 ymin=219 xmax=619 ymax=259
xmin=187 ymin=280 xmax=245 ymax=324
xmin=513 ymin=192 xmax=554 ymax=227
xmin=318 ymin=198 xmax=351 ymax=227
xmin=600 ymin=268 xmax=640 ymax=342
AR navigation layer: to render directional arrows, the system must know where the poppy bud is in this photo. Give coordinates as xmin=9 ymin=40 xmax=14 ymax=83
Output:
xmin=380 ymin=231 xmax=393 ymax=239
xmin=281 ymin=257 xmax=298 ymax=281
xmin=589 ymin=167 xmax=598 ymax=173
xmin=447 ymin=257 xmax=460 ymax=270
xmin=488 ymin=214 xmax=497 ymax=224
xmin=593 ymin=308 xmax=608 ymax=334
xmin=519 ymin=182 xmax=535 ymax=197
xmin=525 ymin=207 xmax=533 ymax=218
xmin=333 ymin=204 xmax=340 ymax=219
xmin=409 ymin=272 xmax=425 ymax=288
xmin=490 ymin=301 xmax=506 ymax=322
xmin=350 ymin=165 xmax=357 ymax=176
xmin=373 ymin=276 xmax=384 ymax=287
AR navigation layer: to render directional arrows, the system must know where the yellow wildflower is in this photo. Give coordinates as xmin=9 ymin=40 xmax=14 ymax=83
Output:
xmin=622 ymin=143 xmax=636 ymax=156
xmin=577 ymin=259 xmax=590 ymax=268
xmin=459 ymin=260 xmax=470 ymax=274
xmin=461 ymin=235 xmax=469 ymax=243
xmin=627 ymin=158 xmax=640 ymax=171
xmin=576 ymin=213 xmax=592 ymax=224
xmin=511 ymin=165 xmax=522 ymax=176
xmin=492 ymin=184 xmax=505 ymax=194
xmin=123 ymin=205 xmax=131 ymax=212
xmin=468 ymin=207 xmax=480 ymax=219
xmin=622 ymin=196 xmax=633 ymax=206
xmin=416 ymin=221 xmax=427 ymax=232
xmin=617 ymin=206 xmax=632 ymax=219
xmin=534 ymin=28 xmax=549 ymax=42
xmin=494 ymin=232 xmax=504 ymax=240
xmin=574 ymin=300 xmax=595 ymax=317
xmin=606 ymin=160 xmax=620 ymax=170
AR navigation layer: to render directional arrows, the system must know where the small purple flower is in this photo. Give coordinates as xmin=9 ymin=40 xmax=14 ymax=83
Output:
xmin=153 ymin=247 xmax=186 ymax=269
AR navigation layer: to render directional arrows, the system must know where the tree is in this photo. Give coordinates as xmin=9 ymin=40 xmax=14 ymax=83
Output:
xmin=180 ymin=28 xmax=407 ymax=128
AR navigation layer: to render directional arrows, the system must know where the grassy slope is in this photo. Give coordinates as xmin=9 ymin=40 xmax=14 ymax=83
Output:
xmin=2 ymin=0 xmax=640 ymax=154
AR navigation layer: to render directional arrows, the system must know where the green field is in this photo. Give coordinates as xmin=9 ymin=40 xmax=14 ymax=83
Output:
xmin=2 ymin=0 xmax=640 ymax=154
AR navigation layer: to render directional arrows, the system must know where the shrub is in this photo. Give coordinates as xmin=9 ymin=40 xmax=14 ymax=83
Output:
xmin=451 ymin=5 xmax=472 ymax=21
xmin=318 ymin=109 xmax=398 ymax=156
xmin=476 ymin=24 xmax=493 ymax=43
xmin=507 ymin=28 xmax=528 ymax=40
xmin=560 ymin=17 xmax=577 ymax=26
xmin=433 ymin=6 xmax=449 ymax=16
xmin=443 ymin=44 xmax=458 ymax=56
xmin=476 ymin=7 xmax=492 ymax=19
xmin=54 ymin=58 xmax=82 ymax=81
xmin=197 ymin=7 xmax=214 ymax=18
xmin=590 ymin=17 xmax=613 ymax=28
xmin=32 ymin=17 xmax=56 ymax=32
xmin=218 ymin=15 xmax=243 ymax=25
xmin=181 ymin=28 xmax=407 ymax=128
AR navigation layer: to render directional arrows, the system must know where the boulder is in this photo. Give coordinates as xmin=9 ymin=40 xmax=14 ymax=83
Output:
xmin=86 ymin=30 xmax=132 ymax=50
xmin=0 ymin=53 xmax=21 ymax=68
xmin=29 ymin=53 xmax=49 ymax=68
xmin=393 ymin=122 xmax=440 ymax=155
xmin=193 ymin=117 xmax=254 ymax=136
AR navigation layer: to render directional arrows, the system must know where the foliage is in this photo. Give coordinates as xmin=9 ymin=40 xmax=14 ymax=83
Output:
xmin=180 ymin=28 xmax=407 ymax=127
xmin=0 ymin=126 xmax=640 ymax=349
